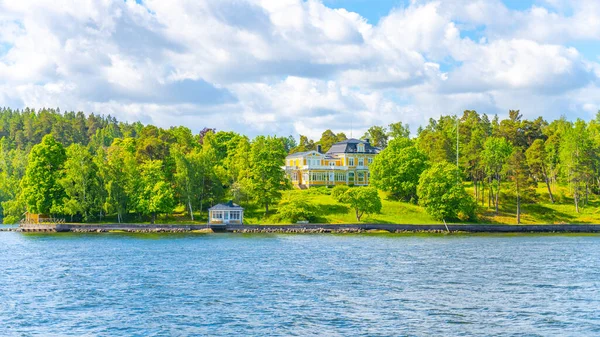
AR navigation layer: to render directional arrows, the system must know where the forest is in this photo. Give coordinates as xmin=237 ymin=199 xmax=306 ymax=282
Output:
xmin=1 ymin=107 xmax=600 ymax=224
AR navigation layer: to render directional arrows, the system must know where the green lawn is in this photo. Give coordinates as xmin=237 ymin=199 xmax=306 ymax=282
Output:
xmin=244 ymin=183 xmax=600 ymax=225
xmin=33 ymin=183 xmax=600 ymax=226
xmin=243 ymin=189 xmax=438 ymax=225
xmin=469 ymin=183 xmax=600 ymax=224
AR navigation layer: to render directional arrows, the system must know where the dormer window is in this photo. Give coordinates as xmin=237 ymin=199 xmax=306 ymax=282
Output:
xmin=357 ymin=144 xmax=364 ymax=152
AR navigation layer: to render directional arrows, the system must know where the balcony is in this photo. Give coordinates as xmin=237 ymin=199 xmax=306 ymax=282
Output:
xmin=283 ymin=165 xmax=372 ymax=171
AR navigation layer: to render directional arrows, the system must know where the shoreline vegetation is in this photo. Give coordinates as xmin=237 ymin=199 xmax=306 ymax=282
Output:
xmin=3 ymin=108 xmax=600 ymax=226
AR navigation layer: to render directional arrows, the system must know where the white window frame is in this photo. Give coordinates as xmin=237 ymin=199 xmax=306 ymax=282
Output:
xmin=358 ymin=158 xmax=364 ymax=166
xmin=368 ymin=158 xmax=373 ymax=164
xmin=348 ymin=158 xmax=354 ymax=166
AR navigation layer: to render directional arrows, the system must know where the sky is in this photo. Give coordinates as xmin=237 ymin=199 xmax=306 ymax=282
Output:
xmin=0 ymin=0 xmax=599 ymax=140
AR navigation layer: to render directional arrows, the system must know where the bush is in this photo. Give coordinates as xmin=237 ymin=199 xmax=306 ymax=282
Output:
xmin=332 ymin=185 xmax=350 ymax=202
xmin=276 ymin=192 xmax=318 ymax=223
xmin=306 ymin=186 xmax=331 ymax=196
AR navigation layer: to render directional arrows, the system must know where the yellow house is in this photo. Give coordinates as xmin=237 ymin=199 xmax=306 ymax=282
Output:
xmin=283 ymin=139 xmax=380 ymax=188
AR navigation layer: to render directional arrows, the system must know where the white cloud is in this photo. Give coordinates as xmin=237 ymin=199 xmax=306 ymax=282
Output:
xmin=444 ymin=39 xmax=593 ymax=94
xmin=0 ymin=0 xmax=599 ymax=140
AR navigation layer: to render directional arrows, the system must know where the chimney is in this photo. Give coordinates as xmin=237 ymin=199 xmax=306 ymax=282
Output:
xmin=365 ymin=138 xmax=370 ymax=145
xmin=317 ymin=144 xmax=322 ymax=153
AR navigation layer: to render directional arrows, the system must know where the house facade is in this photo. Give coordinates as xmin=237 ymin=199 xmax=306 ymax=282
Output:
xmin=208 ymin=201 xmax=244 ymax=225
xmin=283 ymin=138 xmax=380 ymax=188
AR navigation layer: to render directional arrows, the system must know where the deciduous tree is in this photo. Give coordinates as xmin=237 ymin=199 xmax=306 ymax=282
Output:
xmin=370 ymin=138 xmax=428 ymax=202
xmin=20 ymin=134 xmax=66 ymax=215
xmin=249 ymin=136 xmax=289 ymax=215
xmin=335 ymin=187 xmax=382 ymax=222
xmin=417 ymin=163 xmax=475 ymax=221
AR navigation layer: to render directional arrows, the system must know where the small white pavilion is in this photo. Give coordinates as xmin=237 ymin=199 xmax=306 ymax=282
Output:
xmin=208 ymin=201 xmax=244 ymax=225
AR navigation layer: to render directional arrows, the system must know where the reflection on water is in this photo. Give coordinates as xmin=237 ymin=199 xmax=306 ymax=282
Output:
xmin=1 ymin=233 xmax=599 ymax=336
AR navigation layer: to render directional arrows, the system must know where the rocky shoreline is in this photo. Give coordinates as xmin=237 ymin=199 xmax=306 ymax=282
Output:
xmin=232 ymin=228 xmax=454 ymax=234
xmin=69 ymin=228 xmax=203 ymax=233
xmin=7 ymin=223 xmax=600 ymax=233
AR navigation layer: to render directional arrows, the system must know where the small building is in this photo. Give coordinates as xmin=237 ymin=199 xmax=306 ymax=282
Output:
xmin=24 ymin=212 xmax=49 ymax=224
xmin=208 ymin=201 xmax=244 ymax=225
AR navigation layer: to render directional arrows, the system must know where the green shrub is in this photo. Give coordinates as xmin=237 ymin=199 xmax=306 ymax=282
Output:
xmin=306 ymin=186 xmax=331 ymax=196
xmin=276 ymin=192 xmax=318 ymax=223
xmin=332 ymin=185 xmax=350 ymax=202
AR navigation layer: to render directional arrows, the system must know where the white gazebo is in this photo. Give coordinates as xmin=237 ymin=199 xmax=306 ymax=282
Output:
xmin=208 ymin=201 xmax=244 ymax=225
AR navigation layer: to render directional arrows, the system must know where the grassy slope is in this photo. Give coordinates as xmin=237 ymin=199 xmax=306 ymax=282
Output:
xmin=469 ymin=183 xmax=600 ymax=224
xmin=243 ymin=190 xmax=438 ymax=225
xmin=39 ymin=184 xmax=600 ymax=225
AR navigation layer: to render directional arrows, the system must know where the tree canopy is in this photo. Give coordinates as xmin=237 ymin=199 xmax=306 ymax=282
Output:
xmin=417 ymin=162 xmax=476 ymax=221
xmin=370 ymin=138 xmax=428 ymax=202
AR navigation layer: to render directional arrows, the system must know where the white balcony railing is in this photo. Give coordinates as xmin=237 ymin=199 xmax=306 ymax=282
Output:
xmin=282 ymin=165 xmax=370 ymax=171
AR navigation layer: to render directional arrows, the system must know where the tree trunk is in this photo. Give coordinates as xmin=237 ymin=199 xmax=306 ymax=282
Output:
xmin=495 ymin=176 xmax=500 ymax=215
xmin=544 ymin=176 xmax=554 ymax=204
xmin=574 ymin=189 xmax=580 ymax=213
xmin=151 ymin=212 xmax=156 ymax=224
xmin=265 ymin=203 xmax=269 ymax=216
xmin=488 ymin=183 xmax=492 ymax=208
xmin=356 ymin=209 xmax=362 ymax=222
xmin=542 ymin=166 xmax=554 ymax=203
xmin=481 ymin=177 xmax=485 ymax=206
xmin=516 ymin=194 xmax=520 ymax=224
xmin=188 ymin=199 xmax=194 ymax=221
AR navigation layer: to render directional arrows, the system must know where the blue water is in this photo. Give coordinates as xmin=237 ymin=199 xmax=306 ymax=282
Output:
xmin=1 ymin=233 xmax=600 ymax=336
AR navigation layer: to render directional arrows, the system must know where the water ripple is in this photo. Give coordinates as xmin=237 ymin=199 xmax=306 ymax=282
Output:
xmin=1 ymin=233 xmax=599 ymax=336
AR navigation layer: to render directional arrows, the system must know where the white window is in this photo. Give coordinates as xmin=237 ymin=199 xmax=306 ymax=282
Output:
xmin=335 ymin=172 xmax=346 ymax=181
xmin=311 ymin=172 xmax=327 ymax=181
xmin=358 ymin=144 xmax=364 ymax=152
xmin=231 ymin=211 xmax=241 ymax=220
xmin=358 ymin=158 xmax=364 ymax=166
xmin=368 ymin=158 xmax=373 ymax=164
xmin=292 ymin=172 xmax=298 ymax=181
xmin=348 ymin=172 xmax=355 ymax=181
xmin=348 ymin=158 xmax=354 ymax=166
xmin=358 ymin=172 xmax=365 ymax=182
xmin=213 ymin=211 xmax=223 ymax=219
xmin=329 ymin=162 xmax=335 ymax=167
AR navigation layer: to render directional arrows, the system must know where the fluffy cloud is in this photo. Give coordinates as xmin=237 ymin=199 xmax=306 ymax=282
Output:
xmin=0 ymin=0 xmax=598 ymax=139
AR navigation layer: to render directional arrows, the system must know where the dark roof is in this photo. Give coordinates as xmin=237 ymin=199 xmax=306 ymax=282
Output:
xmin=326 ymin=138 xmax=380 ymax=155
xmin=208 ymin=201 xmax=244 ymax=210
